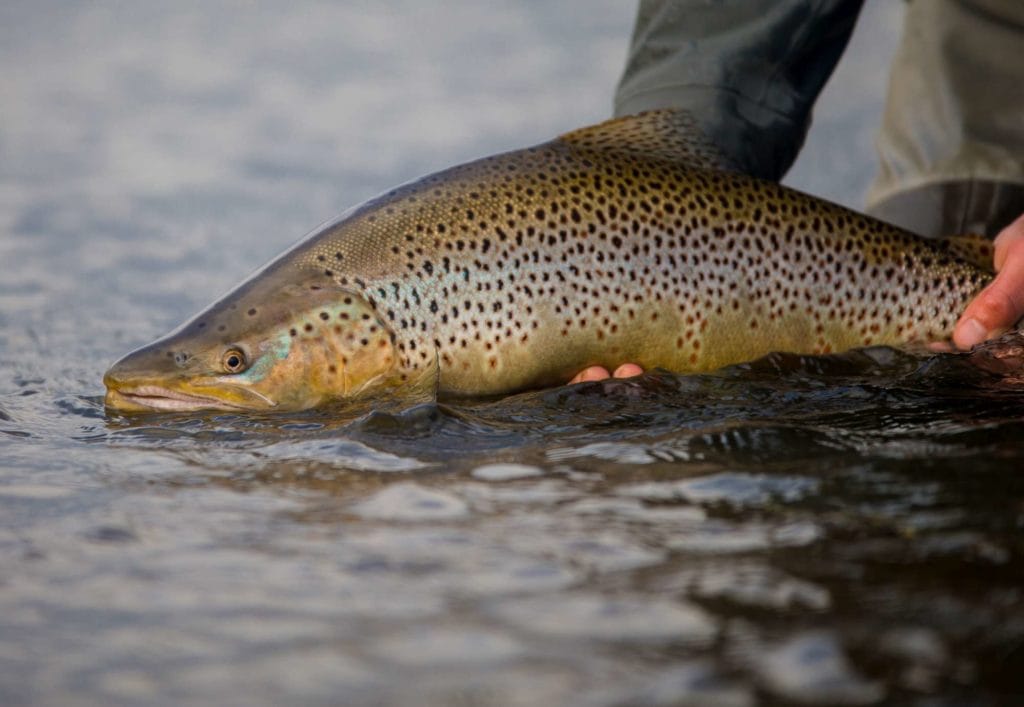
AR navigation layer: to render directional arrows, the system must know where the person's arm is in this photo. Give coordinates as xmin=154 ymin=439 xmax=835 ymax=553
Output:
xmin=954 ymin=214 xmax=1024 ymax=349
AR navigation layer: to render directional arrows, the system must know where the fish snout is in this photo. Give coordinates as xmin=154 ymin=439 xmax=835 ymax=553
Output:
xmin=102 ymin=345 xmax=201 ymax=411
xmin=103 ymin=353 xmax=143 ymax=393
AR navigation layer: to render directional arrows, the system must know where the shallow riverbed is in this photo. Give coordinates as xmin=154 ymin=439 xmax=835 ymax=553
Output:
xmin=2 ymin=3 xmax=1022 ymax=705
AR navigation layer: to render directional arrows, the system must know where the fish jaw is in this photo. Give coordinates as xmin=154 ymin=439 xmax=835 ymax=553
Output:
xmin=106 ymin=384 xmax=249 ymax=412
xmin=103 ymin=373 xmax=278 ymax=413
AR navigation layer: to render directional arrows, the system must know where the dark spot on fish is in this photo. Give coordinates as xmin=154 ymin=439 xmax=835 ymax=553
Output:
xmin=247 ymin=308 xmax=257 ymax=316
xmin=304 ymin=324 xmax=313 ymax=332
xmin=319 ymin=312 xmax=329 ymax=320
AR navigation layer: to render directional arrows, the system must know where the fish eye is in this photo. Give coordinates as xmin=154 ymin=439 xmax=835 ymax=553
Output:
xmin=221 ymin=348 xmax=247 ymax=374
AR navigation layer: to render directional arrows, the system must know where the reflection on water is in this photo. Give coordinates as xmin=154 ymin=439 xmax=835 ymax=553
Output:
xmin=2 ymin=2 xmax=1023 ymax=706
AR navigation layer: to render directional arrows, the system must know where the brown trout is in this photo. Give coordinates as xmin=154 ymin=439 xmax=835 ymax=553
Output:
xmin=103 ymin=110 xmax=992 ymax=412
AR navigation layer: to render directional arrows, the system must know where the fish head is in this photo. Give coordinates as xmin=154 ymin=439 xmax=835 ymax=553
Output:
xmin=104 ymin=275 xmax=399 ymax=413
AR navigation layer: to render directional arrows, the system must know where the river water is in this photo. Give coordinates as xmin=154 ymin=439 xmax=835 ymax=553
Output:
xmin=2 ymin=2 xmax=1022 ymax=705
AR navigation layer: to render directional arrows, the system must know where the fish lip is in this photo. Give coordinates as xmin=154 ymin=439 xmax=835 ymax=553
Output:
xmin=105 ymin=384 xmax=261 ymax=413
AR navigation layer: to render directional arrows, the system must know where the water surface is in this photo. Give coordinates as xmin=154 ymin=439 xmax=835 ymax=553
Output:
xmin=2 ymin=2 xmax=1022 ymax=705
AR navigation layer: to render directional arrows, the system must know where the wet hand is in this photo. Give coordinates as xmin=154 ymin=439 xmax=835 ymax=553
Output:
xmin=954 ymin=213 xmax=1024 ymax=349
xmin=568 ymin=363 xmax=644 ymax=384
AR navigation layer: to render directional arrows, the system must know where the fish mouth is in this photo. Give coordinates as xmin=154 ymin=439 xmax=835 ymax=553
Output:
xmin=105 ymin=384 xmax=272 ymax=413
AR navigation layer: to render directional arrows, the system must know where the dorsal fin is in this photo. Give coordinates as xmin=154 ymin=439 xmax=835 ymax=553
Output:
xmin=557 ymin=109 xmax=737 ymax=172
xmin=940 ymin=233 xmax=995 ymax=272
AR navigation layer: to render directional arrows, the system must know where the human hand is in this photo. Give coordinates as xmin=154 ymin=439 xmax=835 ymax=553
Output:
xmin=568 ymin=363 xmax=644 ymax=385
xmin=954 ymin=213 xmax=1024 ymax=349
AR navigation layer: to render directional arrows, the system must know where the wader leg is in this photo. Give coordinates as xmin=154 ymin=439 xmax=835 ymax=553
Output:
xmin=869 ymin=180 xmax=1024 ymax=239
xmin=866 ymin=0 xmax=1024 ymax=238
xmin=614 ymin=0 xmax=864 ymax=181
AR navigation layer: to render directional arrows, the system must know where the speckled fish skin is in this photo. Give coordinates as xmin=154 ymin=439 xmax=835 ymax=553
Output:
xmin=103 ymin=110 xmax=992 ymax=412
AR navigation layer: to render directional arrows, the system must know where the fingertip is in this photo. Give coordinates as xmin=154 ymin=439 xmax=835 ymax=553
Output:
xmin=570 ymin=366 xmax=610 ymax=384
xmin=953 ymin=317 xmax=988 ymax=350
xmin=612 ymin=363 xmax=644 ymax=378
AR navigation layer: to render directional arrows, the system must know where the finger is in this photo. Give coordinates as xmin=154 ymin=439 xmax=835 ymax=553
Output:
xmin=992 ymin=213 xmax=1024 ymax=272
xmin=569 ymin=366 xmax=610 ymax=384
xmin=612 ymin=363 xmax=644 ymax=378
